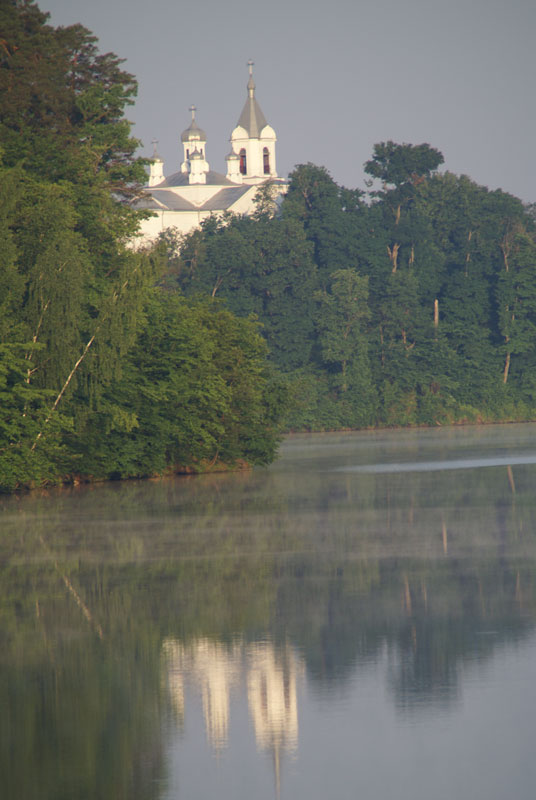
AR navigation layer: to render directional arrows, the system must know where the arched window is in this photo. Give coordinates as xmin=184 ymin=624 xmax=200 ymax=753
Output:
xmin=239 ymin=148 xmax=247 ymax=175
xmin=263 ymin=147 xmax=270 ymax=175
xmin=186 ymin=148 xmax=190 ymax=159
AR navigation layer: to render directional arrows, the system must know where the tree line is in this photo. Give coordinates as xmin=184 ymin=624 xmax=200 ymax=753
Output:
xmin=166 ymin=144 xmax=536 ymax=431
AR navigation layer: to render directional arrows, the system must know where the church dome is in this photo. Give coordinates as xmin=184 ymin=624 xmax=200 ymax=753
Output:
xmin=181 ymin=121 xmax=206 ymax=142
xmin=181 ymin=105 xmax=206 ymax=142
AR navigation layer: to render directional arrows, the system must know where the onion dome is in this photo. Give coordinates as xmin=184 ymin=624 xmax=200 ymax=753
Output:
xmin=181 ymin=105 xmax=206 ymax=143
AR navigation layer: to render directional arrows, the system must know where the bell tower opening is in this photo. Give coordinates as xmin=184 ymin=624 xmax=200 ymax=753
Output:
xmin=263 ymin=147 xmax=270 ymax=175
xmin=239 ymin=148 xmax=247 ymax=175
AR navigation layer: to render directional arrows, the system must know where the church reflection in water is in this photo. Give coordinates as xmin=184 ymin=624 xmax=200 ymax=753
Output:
xmin=162 ymin=636 xmax=303 ymax=786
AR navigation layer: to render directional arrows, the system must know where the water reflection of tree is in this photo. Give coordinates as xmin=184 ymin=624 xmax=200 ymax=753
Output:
xmin=0 ymin=583 xmax=165 ymax=800
xmin=273 ymin=553 xmax=534 ymax=704
xmin=2 ymin=445 xmax=536 ymax=795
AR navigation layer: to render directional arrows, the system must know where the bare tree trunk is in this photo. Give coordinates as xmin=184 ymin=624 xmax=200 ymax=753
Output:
xmin=464 ymin=230 xmax=473 ymax=276
xmin=503 ymin=350 xmax=511 ymax=384
xmin=26 ymin=299 xmax=51 ymax=383
xmin=387 ymin=243 xmax=400 ymax=272
xmin=30 ymin=265 xmax=142 ymax=451
xmin=31 ymin=334 xmax=96 ymax=450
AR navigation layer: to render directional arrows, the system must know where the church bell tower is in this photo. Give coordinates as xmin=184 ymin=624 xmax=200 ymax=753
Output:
xmin=229 ymin=61 xmax=277 ymax=185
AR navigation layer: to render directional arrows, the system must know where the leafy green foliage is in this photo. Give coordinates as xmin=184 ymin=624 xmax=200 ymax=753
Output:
xmin=73 ymin=293 xmax=286 ymax=480
xmin=0 ymin=1 xmax=144 ymax=193
xmin=364 ymin=141 xmax=444 ymax=189
xmin=173 ymin=212 xmax=318 ymax=370
xmin=0 ymin=3 xmax=287 ymax=490
xmin=497 ymin=231 xmax=536 ymax=392
xmin=0 ymin=343 xmax=69 ymax=490
xmin=314 ymin=270 xmax=376 ymax=426
xmin=283 ymin=163 xmax=369 ymax=286
xmin=159 ymin=143 xmax=536 ymax=431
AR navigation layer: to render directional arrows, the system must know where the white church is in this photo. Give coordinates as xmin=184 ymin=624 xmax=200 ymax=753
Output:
xmin=133 ymin=62 xmax=286 ymax=242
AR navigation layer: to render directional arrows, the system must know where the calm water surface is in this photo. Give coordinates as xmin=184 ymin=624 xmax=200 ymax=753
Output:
xmin=2 ymin=424 xmax=536 ymax=799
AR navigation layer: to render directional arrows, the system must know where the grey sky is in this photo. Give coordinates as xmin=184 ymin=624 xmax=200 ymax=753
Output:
xmin=41 ymin=0 xmax=535 ymax=202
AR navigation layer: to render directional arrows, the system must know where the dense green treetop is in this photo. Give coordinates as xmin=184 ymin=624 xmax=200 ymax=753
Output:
xmin=0 ymin=0 xmax=144 ymax=192
xmin=283 ymin=163 xmax=369 ymax=284
xmin=364 ymin=141 xmax=444 ymax=190
xmin=170 ymin=210 xmax=318 ymax=371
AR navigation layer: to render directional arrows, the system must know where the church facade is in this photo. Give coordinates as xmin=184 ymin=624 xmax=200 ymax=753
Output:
xmin=133 ymin=62 xmax=286 ymax=242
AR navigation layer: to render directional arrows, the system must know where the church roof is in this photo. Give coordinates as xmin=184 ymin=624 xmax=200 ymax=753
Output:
xmin=147 ymin=191 xmax=199 ymax=211
xmin=236 ymin=61 xmax=268 ymax=137
xmin=237 ymin=95 xmax=267 ymax=137
xmin=132 ymin=194 xmax=169 ymax=210
xmin=157 ymin=170 xmax=235 ymax=188
xmin=201 ymin=186 xmax=251 ymax=210
xmin=134 ymin=184 xmax=252 ymax=212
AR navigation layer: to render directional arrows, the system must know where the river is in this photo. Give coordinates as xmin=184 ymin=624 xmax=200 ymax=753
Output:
xmin=2 ymin=423 xmax=536 ymax=799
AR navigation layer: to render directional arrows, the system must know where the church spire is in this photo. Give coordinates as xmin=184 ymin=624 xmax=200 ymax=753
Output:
xmin=247 ymin=59 xmax=255 ymax=96
xmin=237 ymin=60 xmax=268 ymax=138
xmin=230 ymin=61 xmax=277 ymax=183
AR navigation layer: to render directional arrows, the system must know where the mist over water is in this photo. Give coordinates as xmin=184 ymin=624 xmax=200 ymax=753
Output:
xmin=336 ymin=453 xmax=536 ymax=473
xmin=2 ymin=423 xmax=536 ymax=799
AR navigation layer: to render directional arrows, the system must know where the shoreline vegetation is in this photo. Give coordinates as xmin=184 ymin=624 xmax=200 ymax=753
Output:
xmin=2 ymin=2 xmax=536 ymax=493
xmin=7 ymin=415 xmax=536 ymax=496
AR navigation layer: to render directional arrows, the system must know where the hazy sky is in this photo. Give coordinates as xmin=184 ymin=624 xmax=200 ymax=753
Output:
xmin=41 ymin=0 xmax=535 ymax=202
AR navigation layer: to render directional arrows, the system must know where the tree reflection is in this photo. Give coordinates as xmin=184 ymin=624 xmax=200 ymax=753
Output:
xmin=2 ymin=427 xmax=536 ymax=796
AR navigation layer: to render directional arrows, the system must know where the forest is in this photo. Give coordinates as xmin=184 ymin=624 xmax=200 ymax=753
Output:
xmin=169 ymin=152 xmax=536 ymax=432
xmin=1 ymin=0 xmax=536 ymax=491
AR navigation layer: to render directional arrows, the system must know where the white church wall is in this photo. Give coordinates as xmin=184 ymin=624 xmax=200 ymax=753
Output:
xmin=133 ymin=209 xmax=208 ymax=247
